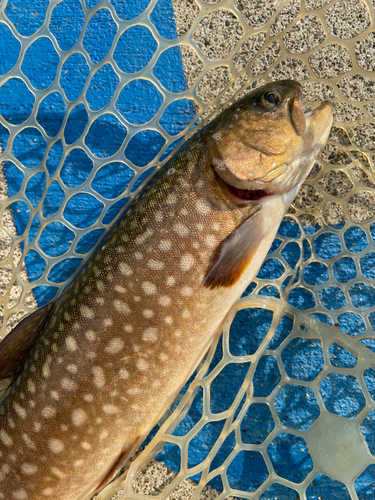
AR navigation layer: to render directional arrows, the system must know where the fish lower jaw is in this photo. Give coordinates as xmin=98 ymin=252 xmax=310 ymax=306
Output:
xmin=212 ymin=166 xmax=275 ymax=204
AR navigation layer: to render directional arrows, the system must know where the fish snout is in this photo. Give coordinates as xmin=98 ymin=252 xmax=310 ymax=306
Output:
xmin=305 ymin=100 xmax=333 ymax=152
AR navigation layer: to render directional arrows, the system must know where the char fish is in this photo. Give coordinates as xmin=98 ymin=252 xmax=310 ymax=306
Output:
xmin=0 ymin=80 xmax=332 ymax=500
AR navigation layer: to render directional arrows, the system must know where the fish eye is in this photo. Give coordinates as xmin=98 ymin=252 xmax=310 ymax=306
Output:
xmin=261 ymin=91 xmax=280 ymax=108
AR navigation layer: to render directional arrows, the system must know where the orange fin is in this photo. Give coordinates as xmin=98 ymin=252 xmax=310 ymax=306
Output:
xmin=204 ymin=210 xmax=265 ymax=289
xmin=0 ymin=303 xmax=53 ymax=380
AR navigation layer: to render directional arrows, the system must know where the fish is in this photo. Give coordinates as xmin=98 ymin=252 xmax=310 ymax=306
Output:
xmin=0 ymin=80 xmax=332 ymax=500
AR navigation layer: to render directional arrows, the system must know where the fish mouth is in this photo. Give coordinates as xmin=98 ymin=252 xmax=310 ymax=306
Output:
xmin=225 ymin=182 xmax=272 ymax=201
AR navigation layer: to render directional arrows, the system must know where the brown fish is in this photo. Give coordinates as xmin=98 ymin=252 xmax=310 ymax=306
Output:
xmin=0 ymin=81 xmax=332 ymax=500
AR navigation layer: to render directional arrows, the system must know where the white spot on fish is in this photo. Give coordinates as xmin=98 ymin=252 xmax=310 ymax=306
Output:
xmin=87 ymin=352 xmax=96 ymax=361
xmin=41 ymin=406 xmax=56 ymax=419
xmin=196 ymin=223 xmax=204 ymax=231
xmin=113 ymin=300 xmax=131 ymax=316
xmin=96 ymin=297 xmax=105 ymax=306
xmin=13 ymin=489 xmax=28 ymax=499
xmin=166 ymin=276 xmax=175 ymax=286
xmin=103 ymin=318 xmax=113 ymax=327
xmin=81 ymin=306 xmax=95 ymax=319
xmin=61 ymin=378 xmax=77 ymax=391
xmin=136 ymin=359 xmax=149 ymax=371
xmin=142 ymin=327 xmax=158 ymax=342
xmin=135 ymin=228 xmax=153 ymax=244
xmin=167 ymin=167 xmax=176 ymax=175
xmin=21 ymin=463 xmax=37 ymax=475
xmin=33 ymin=422 xmax=42 ymax=433
xmin=81 ymin=442 xmax=91 ymax=450
xmin=84 ymin=394 xmax=94 ymax=403
xmin=119 ymin=368 xmax=129 ymax=379
xmin=195 ymin=198 xmax=211 ymax=215
xmin=179 ymin=254 xmax=195 ymax=272
xmin=1 ymin=464 xmax=10 ymax=474
xmin=74 ymin=460 xmax=84 ymax=468
xmin=27 ymin=379 xmax=36 ymax=394
xmin=159 ymin=353 xmax=169 ymax=362
xmin=50 ymin=391 xmax=59 ymax=401
xmin=42 ymin=487 xmax=54 ymax=496
xmin=166 ymin=193 xmax=177 ymax=204
xmin=173 ymin=222 xmax=189 ymax=237
xmin=142 ymin=281 xmax=156 ymax=295
xmin=142 ymin=309 xmax=154 ymax=319
xmin=158 ymin=295 xmax=171 ymax=306
xmin=0 ymin=429 xmax=12 ymax=447
xmin=182 ymin=309 xmax=191 ymax=319
xmin=48 ymin=438 xmax=64 ymax=454
xmin=13 ymin=403 xmax=26 ymax=419
xmin=92 ymin=366 xmax=105 ymax=389
xmin=154 ymin=211 xmax=163 ymax=222
xmin=105 ymin=338 xmax=125 ymax=354
xmin=134 ymin=251 xmax=143 ymax=260
xmin=97 ymin=280 xmax=104 ymax=291
xmin=66 ymin=364 xmax=78 ymax=374
xmin=133 ymin=296 xmax=141 ymax=302
xmin=84 ymin=329 xmax=96 ymax=342
xmin=72 ymin=409 xmax=87 ymax=427
xmin=181 ymin=286 xmax=193 ymax=297
xmin=119 ymin=263 xmax=132 ymax=276
xmin=165 ymin=316 xmax=173 ymax=325
xmin=205 ymin=234 xmax=217 ymax=248
xmin=159 ymin=239 xmax=172 ymax=251
xmin=51 ymin=467 xmax=65 ymax=479
xmin=65 ymin=336 xmax=77 ymax=352
xmin=42 ymin=354 xmax=52 ymax=378
xmin=148 ymin=259 xmax=164 ymax=270
xmin=100 ymin=429 xmax=109 ymax=440
xmin=103 ymin=405 xmax=119 ymax=414
xmin=114 ymin=285 xmax=126 ymax=293
xmin=124 ymin=325 xmax=133 ymax=333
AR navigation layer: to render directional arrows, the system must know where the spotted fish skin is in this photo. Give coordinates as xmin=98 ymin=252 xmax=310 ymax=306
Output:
xmin=0 ymin=81 xmax=332 ymax=500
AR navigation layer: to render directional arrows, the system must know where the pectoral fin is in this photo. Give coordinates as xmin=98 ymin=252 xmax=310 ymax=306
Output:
xmin=204 ymin=210 xmax=265 ymax=289
xmin=0 ymin=303 xmax=53 ymax=380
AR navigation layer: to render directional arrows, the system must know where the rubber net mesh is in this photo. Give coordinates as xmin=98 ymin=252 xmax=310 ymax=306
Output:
xmin=1 ymin=0 xmax=375 ymax=498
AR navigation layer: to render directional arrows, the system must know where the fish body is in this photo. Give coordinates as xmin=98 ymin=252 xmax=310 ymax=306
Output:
xmin=0 ymin=81 xmax=332 ymax=500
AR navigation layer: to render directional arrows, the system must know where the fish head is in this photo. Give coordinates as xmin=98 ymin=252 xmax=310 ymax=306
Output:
xmin=207 ymin=80 xmax=333 ymax=200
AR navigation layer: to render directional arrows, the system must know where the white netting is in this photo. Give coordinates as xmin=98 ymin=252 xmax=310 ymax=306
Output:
xmin=1 ymin=0 xmax=375 ymax=499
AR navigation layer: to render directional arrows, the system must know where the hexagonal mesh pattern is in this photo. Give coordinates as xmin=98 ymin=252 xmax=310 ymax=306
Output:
xmin=0 ymin=0 xmax=375 ymax=499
